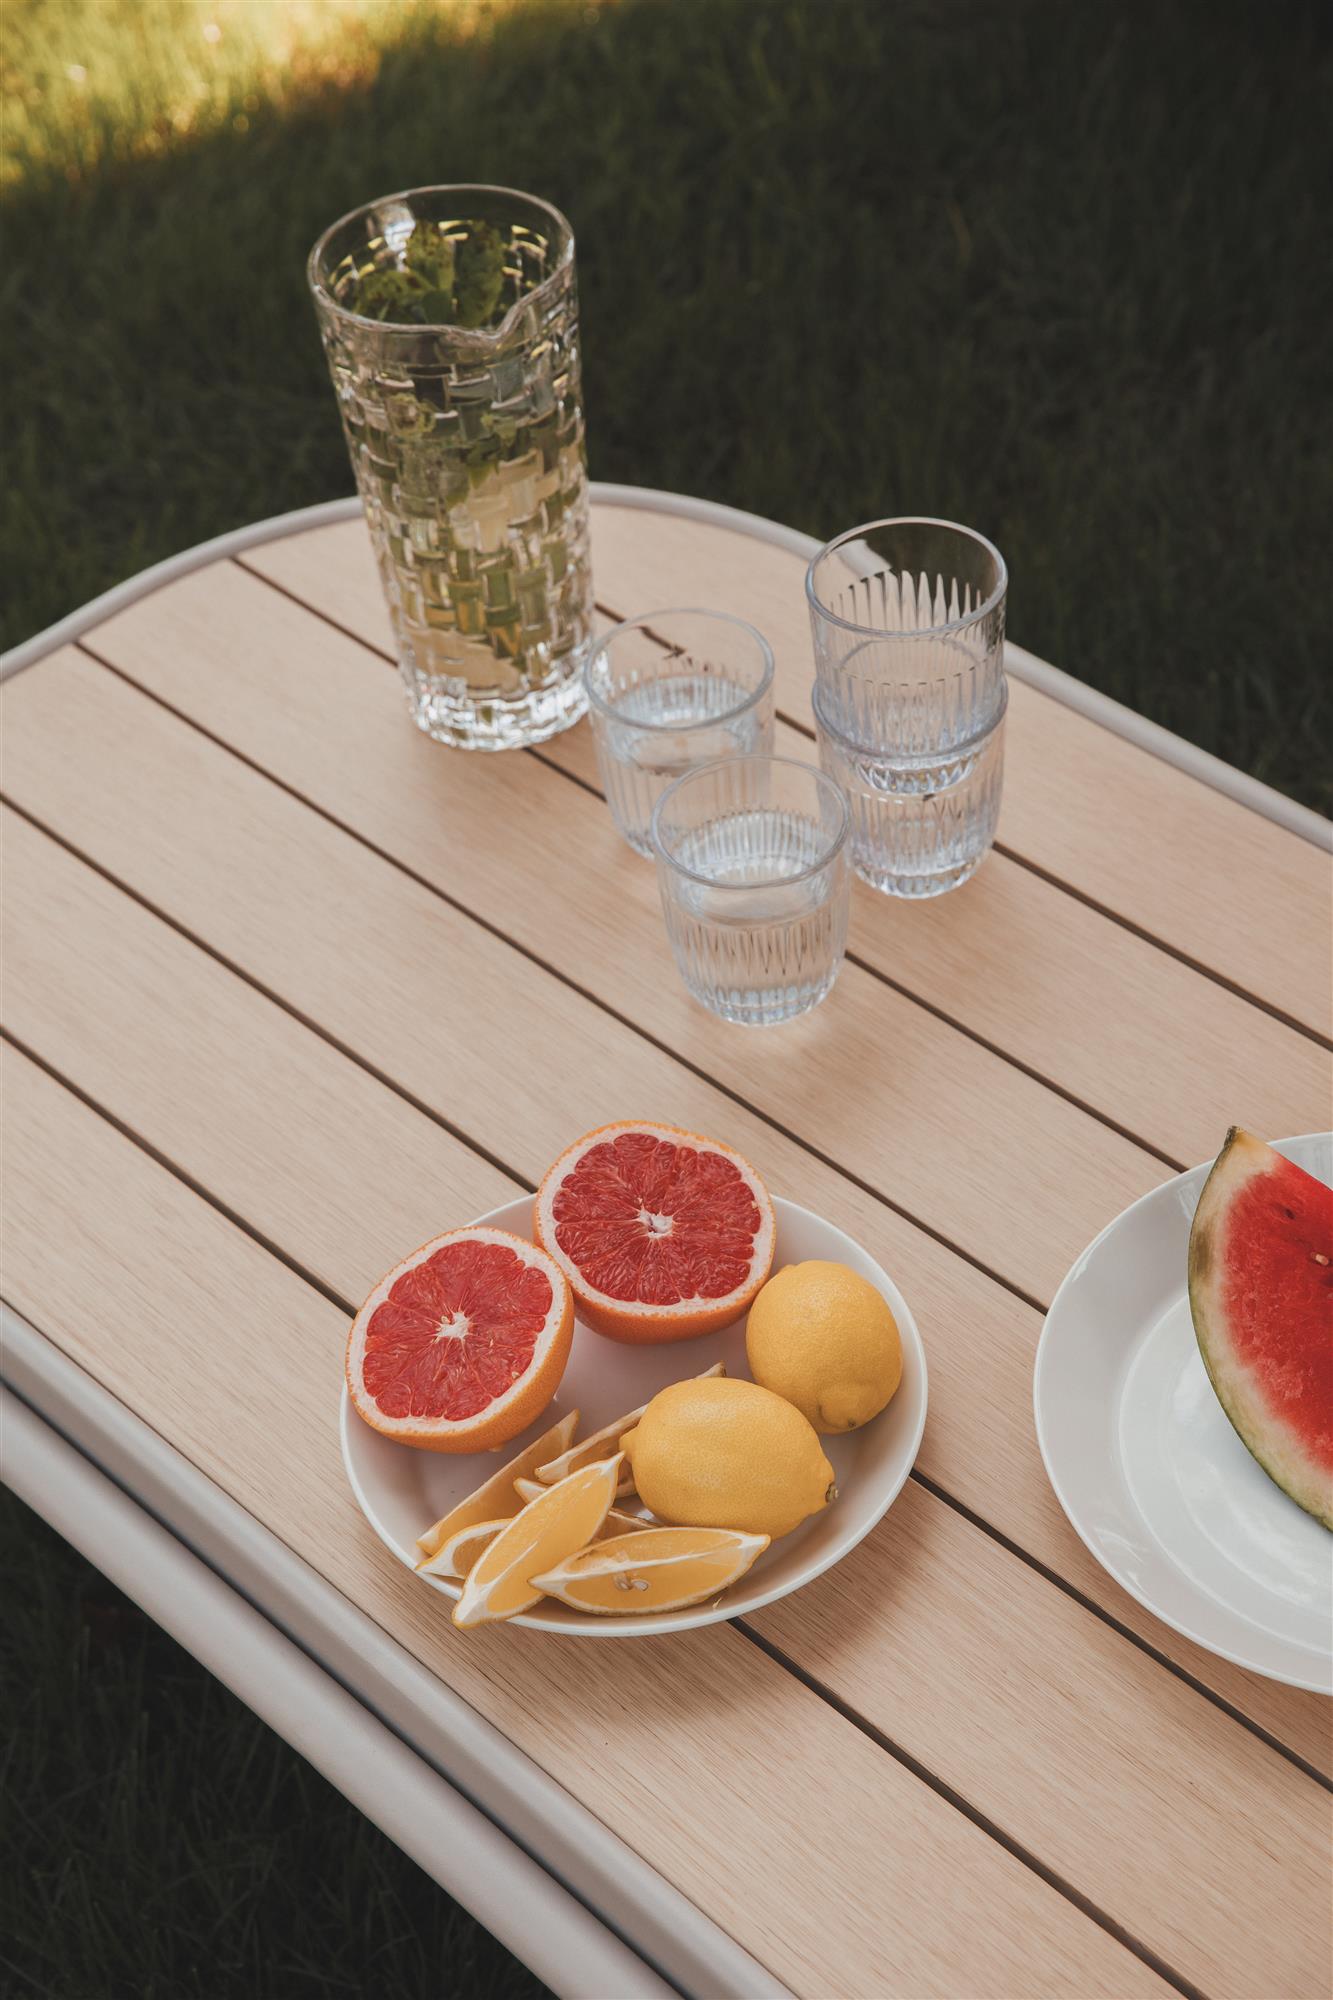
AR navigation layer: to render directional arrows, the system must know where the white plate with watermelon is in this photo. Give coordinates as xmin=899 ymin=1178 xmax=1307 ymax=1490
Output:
xmin=1035 ymin=1130 xmax=1332 ymax=1693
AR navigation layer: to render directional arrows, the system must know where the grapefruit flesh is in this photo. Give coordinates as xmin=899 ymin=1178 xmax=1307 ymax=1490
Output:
xmin=347 ymin=1226 xmax=572 ymax=1453
xmin=1188 ymin=1128 xmax=1333 ymax=1528
xmin=534 ymin=1121 xmax=776 ymax=1342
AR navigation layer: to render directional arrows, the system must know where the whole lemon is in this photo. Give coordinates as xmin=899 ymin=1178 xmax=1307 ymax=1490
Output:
xmin=746 ymin=1260 xmax=902 ymax=1433
xmin=620 ymin=1377 xmax=836 ymax=1540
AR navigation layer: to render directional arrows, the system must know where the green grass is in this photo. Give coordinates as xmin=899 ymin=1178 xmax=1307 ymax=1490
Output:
xmin=0 ymin=1487 xmax=552 ymax=2000
xmin=3 ymin=0 xmax=1331 ymax=807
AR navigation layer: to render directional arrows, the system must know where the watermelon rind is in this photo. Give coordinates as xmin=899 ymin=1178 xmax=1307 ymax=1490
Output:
xmin=1187 ymin=1127 xmax=1333 ymax=1531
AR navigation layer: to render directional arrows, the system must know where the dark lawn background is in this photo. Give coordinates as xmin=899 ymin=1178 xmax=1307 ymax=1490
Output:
xmin=5 ymin=0 xmax=1332 ymax=805
xmin=1 ymin=0 xmax=1328 ymax=1993
xmin=0 ymin=1491 xmax=550 ymax=2000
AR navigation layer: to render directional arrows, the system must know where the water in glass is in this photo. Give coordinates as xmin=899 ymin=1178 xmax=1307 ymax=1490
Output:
xmin=653 ymin=758 xmax=849 ymax=1027
xmin=587 ymin=611 xmax=775 ymax=855
xmin=814 ymin=681 xmax=1005 ymax=898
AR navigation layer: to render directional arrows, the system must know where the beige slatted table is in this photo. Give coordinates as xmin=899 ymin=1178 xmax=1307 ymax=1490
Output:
xmin=3 ymin=486 xmax=1331 ymax=2000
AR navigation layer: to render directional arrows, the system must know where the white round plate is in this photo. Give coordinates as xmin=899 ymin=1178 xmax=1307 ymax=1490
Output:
xmin=341 ymin=1194 xmax=927 ymax=1636
xmin=1034 ymin=1133 xmax=1332 ymax=1693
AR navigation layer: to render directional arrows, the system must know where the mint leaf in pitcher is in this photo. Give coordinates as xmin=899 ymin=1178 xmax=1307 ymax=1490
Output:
xmin=453 ymin=222 xmax=507 ymax=328
xmin=349 ymin=221 xmax=507 ymax=327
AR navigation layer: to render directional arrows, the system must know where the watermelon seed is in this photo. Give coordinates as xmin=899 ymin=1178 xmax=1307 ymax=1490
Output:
xmin=1314 ymin=1253 xmax=1329 ymax=1266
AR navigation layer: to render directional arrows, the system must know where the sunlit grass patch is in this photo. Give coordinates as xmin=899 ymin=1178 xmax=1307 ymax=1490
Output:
xmin=3 ymin=0 xmax=574 ymax=185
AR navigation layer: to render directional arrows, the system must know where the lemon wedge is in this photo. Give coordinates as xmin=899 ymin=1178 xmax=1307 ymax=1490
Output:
xmin=414 ymin=1410 xmax=577 ymax=1564
xmin=420 ymin=1516 xmax=513 ymax=1581
xmin=452 ymin=1455 xmax=623 ymax=1628
xmin=531 ymin=1526 xmax=769 ymax=1615
xmin=514 ymin=1474 xmax=643 ymax=1531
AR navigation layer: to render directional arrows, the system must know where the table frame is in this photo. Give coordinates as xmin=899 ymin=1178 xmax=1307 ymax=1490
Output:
xmin=3 ymin=485 xmax=1328 ymax=2000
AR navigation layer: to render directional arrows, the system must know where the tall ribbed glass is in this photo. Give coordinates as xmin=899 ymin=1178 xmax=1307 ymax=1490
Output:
xmin=806 ymin=517 xmax=1007 ymax=895
xmin=309 ymin=185 xmax=591 ymax=749
xmin=806 ymin=518 xmax=1006 ymax=754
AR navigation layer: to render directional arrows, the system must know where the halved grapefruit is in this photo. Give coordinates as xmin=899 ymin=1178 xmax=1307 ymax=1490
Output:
xmin=1188 ymin=1128 xmax=1333 ymax=1529
xmin=533 ymin=1122 xmax=776 ymax=1342
xmin=347 ymin=1226 xmax=573 ymax=1453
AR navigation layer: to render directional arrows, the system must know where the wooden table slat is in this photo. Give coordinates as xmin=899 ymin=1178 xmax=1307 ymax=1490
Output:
xmin=1 ymin=1044 xmax=1178 ymax=2000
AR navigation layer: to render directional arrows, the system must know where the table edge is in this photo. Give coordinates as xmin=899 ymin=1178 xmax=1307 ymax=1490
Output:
xmin=1 ymin=1306 xmax=791 ymax=2000
xmin=3 ymin=485 xmax=1328 ymax=854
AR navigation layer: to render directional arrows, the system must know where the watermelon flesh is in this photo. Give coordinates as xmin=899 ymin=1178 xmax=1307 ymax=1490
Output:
xmin=1187 ymin=1128 xmax=1333 ymax=1530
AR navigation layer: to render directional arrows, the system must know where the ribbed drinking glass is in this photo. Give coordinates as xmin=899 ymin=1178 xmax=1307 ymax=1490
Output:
xmin=806 ymin=518 xmax=1007 ymax=754
xmin=651 ymin=756 xmax=850 ymax=1026
xmin=813 ymin=679 xmax=1006 ymax=898
xmin=585 ymin=610 xmax=775 ymax=855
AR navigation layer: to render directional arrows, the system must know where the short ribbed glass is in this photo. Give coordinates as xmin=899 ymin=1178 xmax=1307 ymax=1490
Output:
xmin=813 ymin=679 xmax=1006 ymax=897
xmin=806 ymin=518 xmax=1007 ymax=754
xmin=585 ymin=610 xmax=775 ymax=856
xmin=651 ymin=756 xmax=850 ymax=1026
xmin=308 ymin=185 xmax=592 ymax=750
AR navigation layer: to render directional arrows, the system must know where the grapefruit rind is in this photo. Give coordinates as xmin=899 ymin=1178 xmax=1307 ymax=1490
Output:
xmin=1188 ymin=1127 xmax=1333 ymax=1530
xmin=347 ymin=1225 xmax=573 ymax=1455
xmin=533 ymin=1121 xmax=776 ymax=1343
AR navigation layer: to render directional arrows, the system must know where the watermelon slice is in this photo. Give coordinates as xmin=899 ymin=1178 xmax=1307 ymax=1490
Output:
xmin=1187 ymin=1128 xmax=1333 ymax=1530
